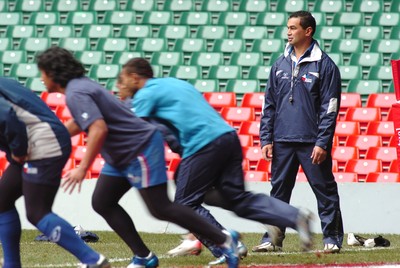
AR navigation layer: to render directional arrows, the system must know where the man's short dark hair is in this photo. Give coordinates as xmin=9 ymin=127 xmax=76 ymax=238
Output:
xmin=289 ymin=10 xmax=316 ymax=37
xmin=36 ymin=46 xmax=86 ymax=88
xmin=123 ymin=58 xmax=154 ymax=79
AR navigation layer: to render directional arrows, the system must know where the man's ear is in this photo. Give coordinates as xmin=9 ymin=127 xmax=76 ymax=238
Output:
xmin=305 ymin=26 xmax=313 ymax=37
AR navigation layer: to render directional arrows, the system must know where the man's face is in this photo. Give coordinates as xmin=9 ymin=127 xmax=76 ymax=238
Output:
xmin=118 ymin=69 xmax=138 ymax=99
xmin=287 ymin=17 xmax=311 ymax=46
xmin=40 ymin=70 xmax=57 ymax=93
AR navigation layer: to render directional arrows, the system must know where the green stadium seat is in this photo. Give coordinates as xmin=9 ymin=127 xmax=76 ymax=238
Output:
xmin=332 ymin=12 xmax=364 ymax=27
xmin=87 ymin=0 xmax=118 ymax=11
xmin=313 ymin=0 xmax=345 ymax=13
xmin=0 ymin=1 xmax=7 ymax=11
xmin=330 ymin=39 xmax=363 ymax=54
xmin=327 ymin=53 xmax=343 ymax=65
xmin=314 ymin=26 xmax=344 ymax=40
xmin=6 ymin=25 xmax=36 ymax=38
xmin=162 ymin=0 xmax=195 ymax=12
xmin=25 ymin=77 xmax=46 ymax=93
xmin=346 ymin=80 xmax=382 ymax=95
xmin=0 ymin=38 xmax=12 ymax=51
xmin=234 ymin=26 xmax=268 ymax=40
xmin=351 ymin=26 xmax=383 ymax=41
xmin=0 ymin=12 xmax=23 ymax=26
xmin=179 ymin=11 xmax=211 ymax=26
xmin=127 ymin=0 xmax=157 ymax=12
xmin=0 ymin=64 xmax=3 ymax=76
xmin=169 ymin=66 xmax=201 ymax=80
xmin=273 ymin=26 xmax=288 ymax=39
xmin=1 ymin=51 xmax=27 ymax=65
xmin=80 ymin=24 xmax=113 ymax=39
xmin=369 ymin=39 xmax=400 ymax=54
xmin=195 ymin=26 xmax=228 ymax=40
xmin=173 ymin=38 xmax=206 ymax=53
xmin=51 ymin=0 xmax=81 ymax=12
xmin=251 ymin=39 xmax=284 ymax=54
xmin=208 ymin=65 xmax=241 ymax=80
xmin=248 ymin=66 xmax=271 ymax=81
xmin=13 ymin=0 xmax=46 ymax=12
xmin=255 ymin=12 xmax=287 ymax=28
xmin=349 ymin=53 xmax=383 ymax=67
xmin=276 ymin=0 xmax=308 ymax=12
xmin=10 ymin=63 xmax=40 ymax=79
xmin=20 ymin=38 xmax=50 ymax=54
xmin=102 ymin=11 xmax=136 ymax=25
xmin=200 ymin=0 xmax=231 ymax=12
xmin=75 ymin=51 xmax=106 ymax=65
xmin=65 ymin=11 xmax=97 ymax=25
xmin=141 ymin=11 xmax=173 ymax=25
xmin=29 ymin=12 xmax=60 ymax=25
xmin=119 ymin=25 xmax=152 ymax=39
xmin=310 ymin=12 xmax=327 ymax=26
xmin=226 ymin=80 xmax=259 ymax=94
xmin=158 ymin=25 xmax=189 ymax=39
xmin=390 ymin=2 xmax=400 ymax=12
xmin=229 ymin=52 xmax=263 ymax=67
xmin=151 ymin=52 xmax=184 ymax=67
xmin=368 ymin=66 xmax=392 ymax=81
xmin=135 ymin=38 xmax=167 ymax=52
xmin=59 ymin=38 xmax=90 ymax=51
xmin=112 ymin=51 xmax=144 ymax=65
xmin=217 ymin=12 xmax=250 ymax=26
xmin=213 ymin=39 xmax=245 ymax=53
xmin=89 ymin=64 xmax=120 ymax=80
xmin=238 ymin=0 xmax=269 ymax=13
xmin=189 ymin=52 xmax=223 ymax=67
xmin=151 ymin=65 xmax=162 ymax=77
xmin=189 ymin=79 xmax=219 ymax=92
xmin=371 ymin=12 xmax=400 ymax=27
xmin=351 ymin=0 xmax=382 ymax=13
xmin=338 ymin=66 xmax=362 ymax=81
xmin=43 ymin=25 xmax=74 ymax=39
xmin=96 ymin=38 xmax=129 ymax=52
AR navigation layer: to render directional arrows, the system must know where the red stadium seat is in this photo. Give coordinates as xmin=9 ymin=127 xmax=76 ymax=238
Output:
xmin=55 ymin=105 xmax=72 ymax=122
xmin=42 ymin=92 xmax=66 ymax=110
xmin=164 ymin=145 xmax=181 ymax=163
xmin=339 ymin=93 xmax=361 ymax=120
xmin=344 ymin=159 xmax=382 ymax=181
xmin=365 ymin=121 xmax=395 ymax=145
xmin=167 ymin=157 xmax=180 ymax=172
xmin=238 ymin=120 xmax=260 ymax=144
xmin=366 ymin=93 xmax=396 ymax=120
xmin=366 ymin=146 xmax=397 ymax=170
xmin=333 ymin=172 xmax=358 ymax=183
xmin=389 ymin=135 xmax=399 ymax=147
xmin=332 ymin=146 xmax=359 ymax=171
xmin=238 ymin=134 xmax=254 ymax=147
xmin=296 ymin=172 xmax=308 ymax=182
xmin=244 ymin=170 xmax=268 ymax=181
xmin=203 ymin=92 xmax=237 ymax=112
xmin=345 ymin=135 xmax=383 ymax=157
xmin=389 ymin=159 xmax=399 ymax=172
xmin=0 ymin=151 xmax=8 ymax=177
xmin=242 ymin=159 xmax=250 ymax=171
xmin=335 ymin=121 xmax=361 ymax=145
xmin=220 ymin=107 xmax=255 ymax=129
xmin=166 ymin=171 xmax=175 ymax=180
xmin=71 ymin=145 xmax=88 ymax=163
xmin=333 ymin=136 xmax=339 ymax=147
xmin=240 ymin=92 xmax=264 ymax=118
xmin=256 ymin=158 xmax=271 ymax=174
xmin=71 ymin=133 xmax=85 ymax=148
xmin=365 ymin=172 xmax=400 ymax=183
xmin=242 ymin=146 xmax=262 ymax=169
xmin=62 ymin=158 xmax=75 ymax=176
xmin=90 ymin=157 xmax=105 ymax=178
xmin=344 ymin=107 xmax=382 ymax=133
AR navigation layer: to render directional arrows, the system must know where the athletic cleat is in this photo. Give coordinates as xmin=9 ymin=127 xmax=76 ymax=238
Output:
xmin=167 ymin=238 xmax=202 ymax=256
xmin=127 ymin=252 xmax=159 ymax=268
xmin=79 ymin=254 xmax=111 ymax=268
xmin=209 ymin=241 xmax=248 ymax=265
xmin=296 ymin=208 xmax=314 ymax=252
xmin=208 ymin=256 xmax=226 ymax=266
xmin=324 ymin=243 xmax=341 ymax=253
xmin=221 ymin=230 xmax=240 ymax=268
xmin=252 ymin=241 xmax=282 ymax=252
xmin=347 ymin=233 xmax=366 ymax=246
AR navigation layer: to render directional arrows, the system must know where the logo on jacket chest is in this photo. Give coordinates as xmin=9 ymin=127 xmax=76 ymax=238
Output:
xmin=301 ymin=74 xmax=312 ymax=83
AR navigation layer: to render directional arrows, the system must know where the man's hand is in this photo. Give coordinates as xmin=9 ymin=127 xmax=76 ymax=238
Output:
xmin=261 ymin=144 xmax=273 ymax=161
xmin=62 ymin=166 xmax=87 ymax=194
xmin=311 ymin=146 xmax=327 ymax=165
xmin=11 ymin=154 xmax=27 ymax=164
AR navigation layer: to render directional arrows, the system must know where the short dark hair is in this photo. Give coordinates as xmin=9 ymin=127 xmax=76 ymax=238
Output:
xmin=289 ymin=10 xmax=316 ymax=36
xmin=36 ymin=46 xmax=86 ymax=88
xmin=122 ymin=58 xmax=154 ymax=78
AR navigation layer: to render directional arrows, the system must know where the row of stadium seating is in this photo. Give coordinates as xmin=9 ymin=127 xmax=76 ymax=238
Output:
xmin=0 ymin=0 xmax=397 ymax=14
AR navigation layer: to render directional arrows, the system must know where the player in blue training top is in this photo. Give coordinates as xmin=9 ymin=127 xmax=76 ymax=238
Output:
xmin=36 ymin=46 xmax=240 ymax=268
xmin=118 ymin=57 xmax=314 ymax=265
xmin=0 ymin=77 xmax=110 ymax=268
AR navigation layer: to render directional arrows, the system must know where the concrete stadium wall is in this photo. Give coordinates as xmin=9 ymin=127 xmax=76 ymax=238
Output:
xmin=16 ymin=180 xmax=400 ymax=234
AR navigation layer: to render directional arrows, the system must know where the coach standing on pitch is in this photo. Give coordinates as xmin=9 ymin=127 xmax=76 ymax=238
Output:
xmin=258 ymin=10 xmax=343 ymax=254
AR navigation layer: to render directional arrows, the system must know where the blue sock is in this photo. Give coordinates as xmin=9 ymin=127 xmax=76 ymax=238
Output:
xmin=36 ymin=213 xmax=99 ymax=264
xmin=0 ymin=208 xmax=21 ymax=268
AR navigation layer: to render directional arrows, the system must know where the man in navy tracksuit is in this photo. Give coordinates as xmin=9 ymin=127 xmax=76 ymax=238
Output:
xmin=258 ymin=11 xmax=344 ymax=253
